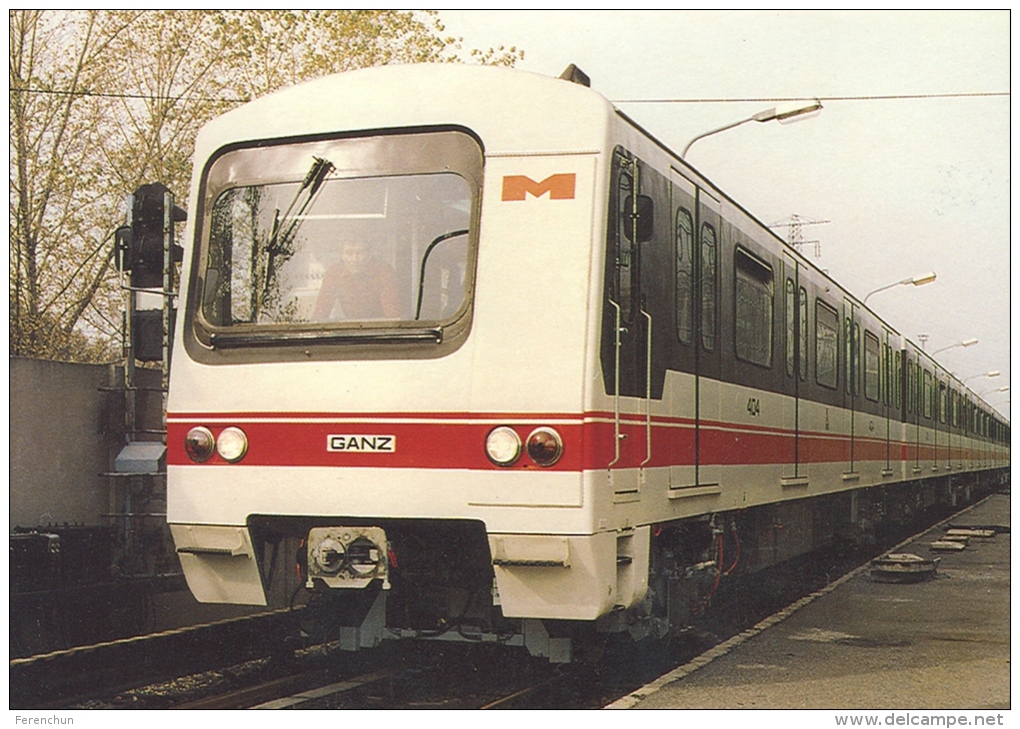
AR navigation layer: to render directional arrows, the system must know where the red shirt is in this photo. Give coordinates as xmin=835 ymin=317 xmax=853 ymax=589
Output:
xmin=312 ymin=259 xmax=402 ymax=320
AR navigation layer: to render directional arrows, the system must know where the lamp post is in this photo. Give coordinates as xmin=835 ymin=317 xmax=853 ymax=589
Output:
xmin=963 ymin=371 xmax=1000 ymax=385
xmin=863 ymin=272 xmax=937 ymax=304
xmin=979 ymin=385 xmax=1009 ymax=398
xmin=932 ymin=338 xmax=979 ymax=356
xmin=681 ymin=99 xmax=823 ymax=159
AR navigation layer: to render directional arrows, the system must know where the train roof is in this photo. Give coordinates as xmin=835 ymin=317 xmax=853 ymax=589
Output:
xmin=194 ymin=63 xmax=615 ymax=162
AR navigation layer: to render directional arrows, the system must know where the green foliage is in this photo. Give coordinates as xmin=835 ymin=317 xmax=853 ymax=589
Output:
xmin=9 ymin=9 xmax=522 ymax=363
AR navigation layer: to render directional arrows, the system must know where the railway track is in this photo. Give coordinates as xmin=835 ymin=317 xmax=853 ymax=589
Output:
xmin=15 ymin=493 xmax=1001 ymax=711
xmin=10 ymin=608 xmax=306 ymax=709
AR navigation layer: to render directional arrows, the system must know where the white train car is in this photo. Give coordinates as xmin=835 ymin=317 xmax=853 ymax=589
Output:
xmin=166 ymin=63 xmax=1008 ymax=661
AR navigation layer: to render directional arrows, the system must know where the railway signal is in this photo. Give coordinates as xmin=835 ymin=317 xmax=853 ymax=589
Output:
xmin=115 ymin=182 xmax=186 ymax=290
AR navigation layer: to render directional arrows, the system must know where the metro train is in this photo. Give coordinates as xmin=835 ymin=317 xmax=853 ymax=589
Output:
xmin=166 ymin=63 xmax=1009 ymax=662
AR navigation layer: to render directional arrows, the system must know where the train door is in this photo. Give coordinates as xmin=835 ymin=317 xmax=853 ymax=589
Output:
xmin=696 ymin=189 xmax=723 ymax=489
xmin=934 ymin=369 xmax=946 ymax=472
xmin=921 ymin=362 xmax=935 ymax=473
xmin=842 ymin=298 xmax=861 ymax=478
xmin=880 ymin=328 xmax=896 ymax=477
xmin=603 ymin=149 xmax=653 ymax=499
xmin=668 ymin=169 xmax=698 ymax=489
xmin=905 ymin=350 xmax=924 ymax=477
xmin=782 ymin=251 xmax=807 ymax=483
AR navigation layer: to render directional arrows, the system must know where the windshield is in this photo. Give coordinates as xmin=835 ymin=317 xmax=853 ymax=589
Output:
xmin=191 ymin=130 xmax=481 ymax=355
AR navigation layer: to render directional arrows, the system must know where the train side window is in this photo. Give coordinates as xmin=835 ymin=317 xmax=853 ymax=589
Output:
xmin=674 ymin=206 xmax=694 ymax=344
xmin=734 ymin=247 xmax=773 ymax=367
xmin=864 ymin=330 xmax=880 ymax=401
xmin=894 ymin=351 xmax=902 ymax=410
xmin=881 ymin=342 xmax=889 ymax=405
xmin=919 ymin=363 xmax=925 ymax=415
xmin=785 ymin=279 xmax=795 ymax=377
xmin=843 ymin=319 xmax=862 ymax=395
xmin=922 ymin=369 xmax=933 ymax=419
xmin=844 ymin=319 xmax=852 ymax=395
xmin=799 ymin=287 xmax=808 ymax=381
xmin=939 ymin=382 xmax=947 ymax=424
xmin=909 ymin=360 xmax=918 ymax=415
xmin=701 ymin=223 xmax=717 ymax=351
xmin=613 ymin=156 xmax=636 ymax=324
xmin=852 ymin=323 xmax=861 ymax=396
xmin=815 ymin=300 xmax=838 ymax=389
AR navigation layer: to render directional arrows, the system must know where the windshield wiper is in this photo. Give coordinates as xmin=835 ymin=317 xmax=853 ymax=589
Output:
xmin=263 ymin=156 xmax=335 ymax=299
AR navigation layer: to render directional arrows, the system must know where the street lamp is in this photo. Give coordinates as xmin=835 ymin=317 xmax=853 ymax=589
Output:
xmin=681 ymin=99 xmax=823 ymax=158
xmin=963 ymin=371 xmax=1000 ymax=385
xmin=932 ymin=338 xmax=979 ymax=356
xmin=863 ymin=272 xmax=937 ymax=304
xmin=979 ymin=385 xmax=1009 ymax=398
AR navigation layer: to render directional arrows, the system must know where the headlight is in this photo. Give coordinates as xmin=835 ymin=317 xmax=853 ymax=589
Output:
xmin=526 ymin=427 xmax=563 ymax=467
xmin=311 ymin=536 xmax=346 ymax=575
xmin=485 ymin=426 xmax=521 ymax=466
xmin=184 ymin=426 xmax=215 ymax=463
xmin=216 ymin=426 xmax=248 ymax=462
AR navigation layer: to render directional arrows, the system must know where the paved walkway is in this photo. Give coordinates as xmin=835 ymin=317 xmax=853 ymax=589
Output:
xmin=610 ymin=491 xmax=1010 ymax=710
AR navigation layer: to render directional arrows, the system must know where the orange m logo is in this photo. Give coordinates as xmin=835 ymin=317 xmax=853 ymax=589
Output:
xmin=501 ymin=173 xmax=576 ymax=201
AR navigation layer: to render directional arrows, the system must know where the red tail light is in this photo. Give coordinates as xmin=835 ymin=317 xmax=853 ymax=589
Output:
xmin=526 ymin=427 xmax=563 ymax=467
xmin=184 ymin=426 xmax=215 ymax=462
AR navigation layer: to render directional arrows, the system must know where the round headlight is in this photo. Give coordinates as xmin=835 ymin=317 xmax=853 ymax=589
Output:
xmin=184 ymin=426 xmax=215 ymax=463
xmin=526 ymin=427 xmax=563 ymax=467
xmin=216 ymin=426 xmax=248 ymax=463
xmin=485 ymin=426 xmax=522 ymax=466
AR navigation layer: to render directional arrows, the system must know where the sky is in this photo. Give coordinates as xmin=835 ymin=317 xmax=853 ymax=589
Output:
xmin=438 ymin=10 xmax=1011 ymax=419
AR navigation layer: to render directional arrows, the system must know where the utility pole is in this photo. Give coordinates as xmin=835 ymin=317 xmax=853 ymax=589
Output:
xmin=770 ymin=214 xmax=831 ymax=258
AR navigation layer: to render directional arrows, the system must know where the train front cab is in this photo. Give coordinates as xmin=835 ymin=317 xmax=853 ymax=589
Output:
xmin=164 ymin=72 xmax=644 ymax=661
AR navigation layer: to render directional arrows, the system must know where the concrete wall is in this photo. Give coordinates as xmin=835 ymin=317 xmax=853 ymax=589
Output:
xmin=9 ymin=356 xmax=163 ymax=528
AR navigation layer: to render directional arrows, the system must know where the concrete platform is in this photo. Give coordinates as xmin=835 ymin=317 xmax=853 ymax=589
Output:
xmin=611 ymin=491 xmax=1010 ymax=710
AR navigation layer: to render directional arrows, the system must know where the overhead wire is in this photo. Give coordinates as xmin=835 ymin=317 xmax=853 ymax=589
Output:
xmin=11 ymin=86 xmax=1008 ymax=106
xmin=613 ymin=91 xmax=1008 ymax=104
xmin=9 ymin=86 xmax=249 ymax=104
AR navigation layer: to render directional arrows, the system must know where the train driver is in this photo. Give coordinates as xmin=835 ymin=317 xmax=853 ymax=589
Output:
xmin=311 ymin=239 xmax=402 ymax=321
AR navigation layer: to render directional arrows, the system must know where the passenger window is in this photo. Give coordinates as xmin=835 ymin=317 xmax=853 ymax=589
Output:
xmin=614 ymin=157 xmax=635 ymax=323
xmin=894 ymin=351 xmax=902 ymax=409
xmin=907 ymin=359 xmax=914 ymax=414
xmin=852 ymin=323 xmax=861 ymax=396
xmin=785 ymin=279 xmax=795 ymax=377
xmin=923 ymin=369 xmax=933 ymax=419
xmin=674 ymin=206 xmax=694 ymax=344
xmin=864 ymin=331 xmax=880 ymax=401
xmin=815 ymin=301 xmax=838 ymax=389
xmin=734 ymin=247 xmax=773 ymax=367
xmin=799 ymin=287 xmax=808 ymax=381
xmin=700 ymin=224 xmax=717 ymax=351
xmin=881 ymin=344 xmax=889 ymax=405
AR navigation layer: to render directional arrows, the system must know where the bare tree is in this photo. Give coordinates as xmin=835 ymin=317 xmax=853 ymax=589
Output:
xmin=10 ymin=11 xmax=134 ymax=360
xmin=9 ymin=10 xmax=521 ymax=362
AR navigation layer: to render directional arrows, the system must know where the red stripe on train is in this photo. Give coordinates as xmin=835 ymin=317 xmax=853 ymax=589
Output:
xmin=166 ymin=414 xmax=965 ymax=471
